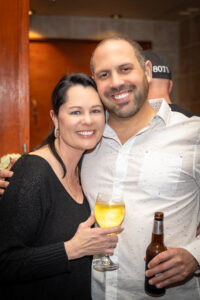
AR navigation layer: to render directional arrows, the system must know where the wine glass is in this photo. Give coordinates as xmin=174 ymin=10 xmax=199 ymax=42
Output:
xmin=93 ymin=192 xmax=125 ymax=271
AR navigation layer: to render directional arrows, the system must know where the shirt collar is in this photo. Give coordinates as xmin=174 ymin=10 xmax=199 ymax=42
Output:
xmin=149 ymin=98 xmax=171 ymax=127
xmin=103 ymin=123 xmax=118 ymax=140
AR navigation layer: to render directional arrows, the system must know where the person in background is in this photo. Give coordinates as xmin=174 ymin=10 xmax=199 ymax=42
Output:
xmin=0 ymin=73 xmax=120 ymax=300
xmin=144 ymin=49 xmax=196 ymax=117
xmin=144 ymin=49 xmax=173 ymax=104
xmin=81 ymin=36 xmax=200 ymax=300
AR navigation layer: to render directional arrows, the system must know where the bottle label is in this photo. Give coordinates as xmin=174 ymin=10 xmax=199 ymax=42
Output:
xmin=153 ymin=220 xmax=163 ymax=235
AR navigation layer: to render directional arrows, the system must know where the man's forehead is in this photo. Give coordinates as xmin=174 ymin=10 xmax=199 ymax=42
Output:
xmin=95 ymin=39 xmax=133 ymax=55
xmin=93 ymin=39 xmax=136 ymax=70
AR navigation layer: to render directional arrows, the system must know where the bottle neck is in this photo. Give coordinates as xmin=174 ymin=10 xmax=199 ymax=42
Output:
xmin=152 ymin=219 xmax=164 ymax=243
xmin=152 ymin=233 xmax=164 ymax=243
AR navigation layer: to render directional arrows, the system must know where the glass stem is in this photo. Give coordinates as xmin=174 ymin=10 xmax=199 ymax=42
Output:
xmin=102 ymin=255 xmax=113 ymax=267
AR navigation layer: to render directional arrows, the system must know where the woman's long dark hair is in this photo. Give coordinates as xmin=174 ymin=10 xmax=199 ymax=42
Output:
xmin=37 ymin=73 xmax=98 ymax=177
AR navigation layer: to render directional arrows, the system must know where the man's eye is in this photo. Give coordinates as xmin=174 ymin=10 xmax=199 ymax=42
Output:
xmin=122 ymin=67 xmax=131 ymax=72
xmin=71 ymin=111 xmax=80 ymax=115
xmin=99 ymin=72 xmax=108 ymax=79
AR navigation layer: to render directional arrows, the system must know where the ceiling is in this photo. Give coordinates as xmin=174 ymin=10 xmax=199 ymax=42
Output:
xmin=30 ymin=0 xmax=200 ymax=22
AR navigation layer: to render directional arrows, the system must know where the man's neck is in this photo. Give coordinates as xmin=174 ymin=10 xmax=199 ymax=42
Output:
xmin=107 ymin=100 xmax=157 ymax=144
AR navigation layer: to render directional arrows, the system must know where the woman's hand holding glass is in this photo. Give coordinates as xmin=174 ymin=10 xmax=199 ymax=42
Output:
xmin=64 ymin=215 xmax=122 ymax=260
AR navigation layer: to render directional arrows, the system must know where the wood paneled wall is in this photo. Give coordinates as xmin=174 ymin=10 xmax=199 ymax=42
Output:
xmin=29 ymin=39 xmax=98 ymax=150
xmin=0 ymin=0 xmax=30 ymax=157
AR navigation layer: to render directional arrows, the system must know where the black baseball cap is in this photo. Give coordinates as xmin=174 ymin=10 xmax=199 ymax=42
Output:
xmin=144 ymin=50 xmax=172 ymax=80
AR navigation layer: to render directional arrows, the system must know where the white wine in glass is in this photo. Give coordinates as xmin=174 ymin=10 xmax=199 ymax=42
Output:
xmin=93 ymin=193 xmax=125 ymax=271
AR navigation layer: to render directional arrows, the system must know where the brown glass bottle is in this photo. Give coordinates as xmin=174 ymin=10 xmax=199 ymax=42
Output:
xmin=145 ymin=212 xmax=167 ymax=297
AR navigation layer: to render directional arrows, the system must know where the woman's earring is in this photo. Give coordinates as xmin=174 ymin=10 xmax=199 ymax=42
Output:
xmin=54 ymin=127 xmax=59 ymax=138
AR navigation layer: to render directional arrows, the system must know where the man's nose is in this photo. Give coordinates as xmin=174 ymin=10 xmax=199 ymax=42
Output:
xmin=110 ymin=72 xmax=123 ymax=88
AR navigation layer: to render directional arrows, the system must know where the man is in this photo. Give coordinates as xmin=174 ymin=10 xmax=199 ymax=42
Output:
xmin=81 ymin=36 xmax=200 ymax=299
xmin=1 ymin=36 xmax=200 ymax=299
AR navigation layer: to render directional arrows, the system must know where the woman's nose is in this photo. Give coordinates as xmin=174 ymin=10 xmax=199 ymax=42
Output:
xmin=82 ymin=112 xmax=93 ymax=124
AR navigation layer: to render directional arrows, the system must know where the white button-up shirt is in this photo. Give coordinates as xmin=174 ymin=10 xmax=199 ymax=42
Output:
xmin=81 ymin=99 xmax=200 ymax=300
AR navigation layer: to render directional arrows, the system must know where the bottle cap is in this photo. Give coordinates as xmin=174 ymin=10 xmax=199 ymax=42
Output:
xmin=154 ymin=212 xmax=164 ymax=219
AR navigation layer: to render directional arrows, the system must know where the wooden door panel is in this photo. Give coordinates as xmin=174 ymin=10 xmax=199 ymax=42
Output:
xmin=0 ymin=0 xmax=29 ymax=156
xmin=29 ymin=39 xmax=98 ymax=150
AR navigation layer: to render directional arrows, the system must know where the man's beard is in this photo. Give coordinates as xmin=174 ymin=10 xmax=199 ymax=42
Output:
xmin=103 ymin=75 xmax=149 ymax=118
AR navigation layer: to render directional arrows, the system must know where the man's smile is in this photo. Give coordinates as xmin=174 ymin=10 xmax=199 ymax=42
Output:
xmin=111 ymin=90 xmax=132 ymax=104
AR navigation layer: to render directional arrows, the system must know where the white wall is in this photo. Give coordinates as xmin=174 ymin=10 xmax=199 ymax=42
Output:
xmin=29 ymin=15 xmax=180 ymax=102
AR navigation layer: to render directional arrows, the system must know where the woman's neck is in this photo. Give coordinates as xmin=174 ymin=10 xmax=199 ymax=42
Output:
xmin=54 ymin=139 xmax=83 ymax=176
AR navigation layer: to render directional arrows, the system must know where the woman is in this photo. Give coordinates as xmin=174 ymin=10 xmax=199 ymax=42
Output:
xmin=0 ymin=73 xmax=120 ymax=299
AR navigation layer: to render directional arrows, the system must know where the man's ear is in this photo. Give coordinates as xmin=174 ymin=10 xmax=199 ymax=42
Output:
xmin=145 ymin=60 xmax=152 ymax=83
xmin=50 ymin=110 xmax=58 ymax=128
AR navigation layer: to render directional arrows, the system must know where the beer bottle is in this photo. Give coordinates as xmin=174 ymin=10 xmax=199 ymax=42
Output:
xmin=145 ymin=212 xmax=167 ymax=297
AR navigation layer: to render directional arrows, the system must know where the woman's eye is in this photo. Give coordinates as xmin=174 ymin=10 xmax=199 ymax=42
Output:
xmin=71 ymin=111 xmax=80 ymax=115
xmin=91 ymin=109 xmax=101 ymax=114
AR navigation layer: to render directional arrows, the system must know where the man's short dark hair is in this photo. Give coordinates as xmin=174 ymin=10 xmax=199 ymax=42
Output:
xmin=90 ymin=35 xmax=146 ymax=74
